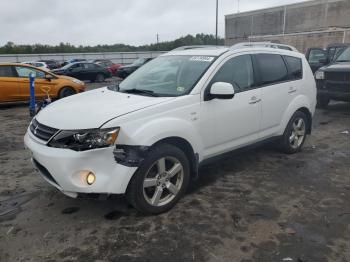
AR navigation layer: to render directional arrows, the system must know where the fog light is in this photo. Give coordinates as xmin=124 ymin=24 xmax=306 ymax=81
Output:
xmin=86 ymin=172 xmax=95 ymax=185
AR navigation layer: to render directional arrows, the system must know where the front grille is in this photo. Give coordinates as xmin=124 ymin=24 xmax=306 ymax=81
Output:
xmin=30 ymin=118 xmax=58 ymax=142
xmin=325 ymin=72 xmax=350 ymax=81
xmin=325 ymin=80 xmax=350 ymax=92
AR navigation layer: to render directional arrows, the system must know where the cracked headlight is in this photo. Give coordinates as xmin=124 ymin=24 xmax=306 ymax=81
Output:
xmin=315 ymin=71 xmax=325 ymax=80
xmin=48 ymin=127 xmax=120 ymax=151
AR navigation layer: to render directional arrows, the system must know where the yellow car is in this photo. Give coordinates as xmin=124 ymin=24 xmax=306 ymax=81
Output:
xmin=0 ymin=63 xmax=85 ymax=103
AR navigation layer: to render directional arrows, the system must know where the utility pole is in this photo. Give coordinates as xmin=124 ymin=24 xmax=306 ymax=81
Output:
xmin=156 ymin=34 xmax=159 ymax=50
xmin=237 ymin=0 xmax=240 ymax=13
xmin=215 ymin=0 xmax=218 ymax=45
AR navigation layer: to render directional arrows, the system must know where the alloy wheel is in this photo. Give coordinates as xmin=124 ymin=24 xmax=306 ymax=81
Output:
xmin=289 ymin=118 xmax=306 ymax=149
xmin=142 ymin=156 xmax=184 ymax=207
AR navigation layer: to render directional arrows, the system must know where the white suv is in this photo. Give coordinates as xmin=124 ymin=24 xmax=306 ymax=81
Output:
xmin=24 ymin=45 xmax=316 ymax=214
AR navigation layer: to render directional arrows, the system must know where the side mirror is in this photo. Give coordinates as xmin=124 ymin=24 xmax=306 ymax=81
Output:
xmin=208 ymin=82 xmax=235 ymax=100
xmin=45 ymin=74 xmax=54 ymax=81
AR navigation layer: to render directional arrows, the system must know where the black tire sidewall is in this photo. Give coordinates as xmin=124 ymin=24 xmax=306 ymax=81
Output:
xmin=127 ymin=144 xmax=190 ymax=214
xmin=96 ymin=74 xmax=105 ymax=82
xmin=281 ymin=111 xmax=308 ymax=154
xmin=59 ymin=87 xmax=75 ymax=99
xmin=316 ymin=96 xmax=330 ymax=108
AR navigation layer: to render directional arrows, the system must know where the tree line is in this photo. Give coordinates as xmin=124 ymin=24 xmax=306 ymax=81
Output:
xmin=0 ymin=34 xmax=225 ymax=54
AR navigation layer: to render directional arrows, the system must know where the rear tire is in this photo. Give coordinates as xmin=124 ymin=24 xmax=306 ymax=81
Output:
xmin=126 ymin=144 xmax=190 ymax=215
xmin=316 ymin=96 xmax=330 ymax=108
xmin=95 ymin=74 xmax=105 ymax=82
xmin=280 ymin=111 xmax=308 ymax=154
xmin=58 ymin=87 xmax=76 ymax=99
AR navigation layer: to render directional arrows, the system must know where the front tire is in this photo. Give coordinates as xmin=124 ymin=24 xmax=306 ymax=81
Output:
xmin=58 ymin=87 xmax=76 ymax=99
xmin=280 ymin=111 xmax=308 ymax=154
xmin=317 ymin=96 xmax=330 ymax=108
xmin=126 ymin=144 xmax=190 ymax=214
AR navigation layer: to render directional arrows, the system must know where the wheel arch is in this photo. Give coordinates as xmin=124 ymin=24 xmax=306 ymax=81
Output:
xmin=151 ymin=136 xmax=199 ymax=179
xmin=296 ymin=107 xmax=312 ymax=134
xmin=280 ymin=95 xmax=314 ymax=135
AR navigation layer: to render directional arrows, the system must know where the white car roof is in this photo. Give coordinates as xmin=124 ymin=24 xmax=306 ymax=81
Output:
xmin=230 ymin=42 xmax=298 ymax=52
xmin=228 ymin=47 xmax=304 ymax=58
xmin=163 ymin=45 xmax=302 ymax=58
xmin=164 ymin=47 xmax=229 ymax=57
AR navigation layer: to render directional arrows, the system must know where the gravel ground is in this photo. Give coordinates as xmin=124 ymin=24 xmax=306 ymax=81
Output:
xmin=0 ymin=80 xmax=350 ymax=262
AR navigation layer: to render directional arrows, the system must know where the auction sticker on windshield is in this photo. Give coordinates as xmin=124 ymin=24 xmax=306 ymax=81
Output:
xmin=177 ymin=86 xmax=185 ymax=92
xmin=190 ymin=56 xmax=215 ymax=62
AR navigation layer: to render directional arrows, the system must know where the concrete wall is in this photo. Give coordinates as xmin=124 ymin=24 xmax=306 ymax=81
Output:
xmin=225 ymin=0 xmax=350 ymax=52
xmin=249 ymin=29 xmax=350 ymax=53
xmin=0 ymin=51 xmax=166 ymax=64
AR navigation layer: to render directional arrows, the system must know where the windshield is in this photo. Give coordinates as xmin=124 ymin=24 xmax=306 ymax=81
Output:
xmin=119 ymin=55 xmax=216 ymax=97
xmin=335 ymin=47 xmax=350 ymax=62
xmin=132 ymin=58 xmax=147 ymax=66
xmin=60 ymin=63 xmax=75 ymax=70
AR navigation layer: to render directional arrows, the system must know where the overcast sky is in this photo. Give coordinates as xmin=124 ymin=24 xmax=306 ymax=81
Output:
xmin=0 ymin=0 xmax=310 ymax=46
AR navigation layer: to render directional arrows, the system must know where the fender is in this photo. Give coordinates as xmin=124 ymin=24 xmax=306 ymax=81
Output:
xmin=126 ymin=117 xmax=204 ymax=159
xmin=278 ymin=94 xmax=312 ymax=136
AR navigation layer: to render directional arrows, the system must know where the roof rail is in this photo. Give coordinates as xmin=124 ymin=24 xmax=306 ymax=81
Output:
xmin=230 ymin=42 xmax=298 ymax=52
xmin=171 ymin=45 xmax=227 ymax=51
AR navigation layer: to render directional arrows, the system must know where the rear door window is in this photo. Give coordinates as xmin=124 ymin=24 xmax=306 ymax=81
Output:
xmin=70 ymin=63 xmax=82 ymax=70
xmin=83 ymin=63 xmax=96 ymax=69
xmin=284 ymin=56 xmax=303 ymax=80
xmin=254 ymin=54 xmax=288 ymax=86
xmin=0 ymin=66 xmax=15 ymax=77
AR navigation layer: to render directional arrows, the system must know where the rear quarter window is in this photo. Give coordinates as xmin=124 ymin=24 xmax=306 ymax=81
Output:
xmin=284 ymin=56 xmax=303 ymax=80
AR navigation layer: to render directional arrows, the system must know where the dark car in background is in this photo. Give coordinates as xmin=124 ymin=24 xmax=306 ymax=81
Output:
xmin=93 ymin=59 xmax=122 ymax=75
xmin=37 ymin=59 xmax=61 ymax=70
xmin=306 ymin=43 xmax=350 ymax=73
xmin=60 ymin=59 xmax=87 ymax=67
xmin=314 ymin=46 xmax=350 ymax=108
xmin=116 ymin=57 xmax=153 ymax=79
xmin=52 ymin=62 xmax=111 ymax=82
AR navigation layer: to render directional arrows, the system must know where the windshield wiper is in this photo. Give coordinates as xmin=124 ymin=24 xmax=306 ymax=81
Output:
xmin=336 ymin=60 xmax=350 ymax=62
xmin=120 ymin=88 xmax=159 ymax=97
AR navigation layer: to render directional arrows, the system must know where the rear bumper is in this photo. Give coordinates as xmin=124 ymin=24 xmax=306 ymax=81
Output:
xmin=24 ymin=132 xmax=137 ymax=197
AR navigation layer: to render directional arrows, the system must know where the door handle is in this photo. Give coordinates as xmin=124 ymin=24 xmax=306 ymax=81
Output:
xmin=249 ymin=97 xmax=261 ymax=104
xmin=288 ymin=87 xmax=297 ymax=94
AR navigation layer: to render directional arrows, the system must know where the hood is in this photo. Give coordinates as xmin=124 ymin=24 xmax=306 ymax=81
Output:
xmin=36 ymin=87 xmax=175 ymax=130
xmin=321 ymin=61 xmax=350 ymax=72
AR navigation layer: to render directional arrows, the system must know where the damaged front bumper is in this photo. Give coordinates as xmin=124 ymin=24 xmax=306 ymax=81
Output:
xmin=113 ymin=145 xmax=150 ymax=167
xmin=24 ymin=132 xmax=137 ymax=196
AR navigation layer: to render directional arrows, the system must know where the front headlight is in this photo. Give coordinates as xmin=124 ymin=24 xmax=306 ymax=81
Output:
xmin=72 ymin=79 xmax=83 ymax=84
xmin=48 ymin=127 xmax=120 ymax=151
xmin=315 ymin=71 xmax=325 ymax=80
